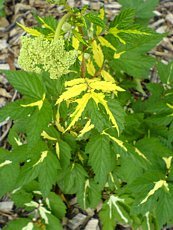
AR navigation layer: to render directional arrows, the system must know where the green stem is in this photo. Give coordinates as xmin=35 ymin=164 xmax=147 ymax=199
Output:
xmin=54 ymin=12 xmax=71 ymax=40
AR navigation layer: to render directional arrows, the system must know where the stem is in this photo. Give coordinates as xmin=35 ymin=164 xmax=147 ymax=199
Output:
xmin=78 ymin=26 xmax=87 ymax=78
xmin=54 ymin=12 xmax=71 ymax=40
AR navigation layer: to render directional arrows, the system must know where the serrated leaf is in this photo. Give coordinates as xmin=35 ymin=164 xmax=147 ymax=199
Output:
xmin=157 ymin=61 xmax=173 ymax=84
xmin=58 ymin=140 xmax=71 ymax=168
xmin=72 ymin=35 xmax=80 ymax=50
xmin=38 ymin=151 xmax=61 ymax=197
xmin=99 ymin=196 xmax=130 ymax=230
xmin=17 ymin=145 xmax=61 ymax=197
xmin=86 ymin=99 xmax=108 ymax=132
xmin=26 ymin=101 xmax=53 ymax=146
xmin=56 ymin=83 xmax=87 ymax=104
xmin=46 ymin=192 xmax=66 ymax=219
xmin=86 ymin=59 xmax=96 ymax=76
xmin=2 ymin=70 xmax=45 ymax=99
xmin=65 ymin=93 xmax=92 ymax=132
xmin=110 ymin=9 xmax=135 ymax=29
xmin=86 ymin=134 xmax=112 ymax=186
xmin=155 ymin=187 xmax=173 ymax=227
xmin=91 ymin=92 xmax=120 ymax=135
xmin=11 ymin=189 xmax=33 ymax=208
xmin=96 ymin=8 xmax=105 ymax=35
xmin=118 ymin=0 xmax=159 ymax=24
xmin=85 ymin=12 xmax=105 ymax=28
xmin=77 ymin=179 xmax=101 ymax=209
xmin=92 ymin=40 xmax=104 ymax=68
xmin=101 ymin=70 xmax=115 ymax=83
xmin=46 ymin=214 xmax=63 ymax=230
xmin=98 ymin=36 xmax=116 ymax=51
xmin=17 ymin=22 xmax=42 ymax=36
xmin=58 ymin=164 xmax=87 ymax=194
xmin=3 ymin=218 xmax=30 ymax=230
xmin=78 ymin=120 xmax=94 ymax=138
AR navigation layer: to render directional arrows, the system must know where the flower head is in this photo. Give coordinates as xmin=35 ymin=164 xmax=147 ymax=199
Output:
xmin=18 ymin=36 xmax=77 ymax=79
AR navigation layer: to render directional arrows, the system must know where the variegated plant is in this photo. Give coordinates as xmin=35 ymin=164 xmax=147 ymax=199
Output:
xmin=1 ymin=1 xmax=173 ymax=229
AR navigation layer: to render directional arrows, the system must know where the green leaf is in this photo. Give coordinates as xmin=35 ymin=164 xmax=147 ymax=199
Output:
xmin=99 ymin=195 xmax=131 ymax=230
xmin=0 ymin=99 xmax=34 ymax=123
xmin=86 ymin=99 xmax=108 ymax=132
xmin=85 ymin=12 xmax=105 ymax=28
xmin=26 ymin=101 xmax=53 ymax=146
xmin=110 ymin=9 xmax=135 ymax=29
xmin=46 ymin=214 xmax=63 ymax=230
xmin=77 ymin=179 xmax=101 ymax=209
xmin=118 ymin=0 xmax=159 ymax=24
xmin=157 ymin=61 xmax=173 ymax=85
xmin=58 ymin=163 xmax=87 ymax=194
xmin=11 ymin=189 xmax=33 ymax=208
xmin=2 ymin=70 xmax=45 ymax=99
xmin=112 ymin=53 xmax=155 ymax=79
xmin=108 ymin=99 xmax=125 ymax=134
xmin=46 ymin=192 xmax=66 ymax=219
xmin=58 ymin=140 xmax=71 ymax=168
xmin=0 ymin=0 xmax=5 ymax=16
xmin=86 ymin=134 xmax=112 ymax=186
xmin=99 ymin=202 xmax=116 ymax=230
xmin=0 ymin=149 xmax=20 ymax=198
xmin=38 ymin=151 xmax=60 ymax=197
xmin=3 ymin=218 xmax=31 ymax=230
xmin=128 ymin=171 xmax=169 ymax=215
xmin=17 ymin=143 xmax=61 ymax=197
xmin=155 ymin=186 xmax=173 ymax=228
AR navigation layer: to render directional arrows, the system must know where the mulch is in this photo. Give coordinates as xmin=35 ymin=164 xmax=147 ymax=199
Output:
xmin=0 ymin=0 xmax=173 ymax=229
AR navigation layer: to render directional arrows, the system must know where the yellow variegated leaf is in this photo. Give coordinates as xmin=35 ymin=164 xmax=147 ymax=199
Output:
xmin=56 ymin=84 xmax=87 ymax=104
xmin=33 ymin=151 xmax=48 ymax=167
xmin=167 ymin=103 xmax=173 ymax=116
xmin=162 ymin=156 xmax=172 ymax=170
xmin=135 ymin=147 xmax=148 ymax=161
xmin=56 ymin=142 xmax=60 ymax=159
xmin=72 ymin=36 xmax=80 ymax=50
xmin=96 ymin=8 xmax=105 ymax=35
xmin=140 ymin=180 xmax=169 ymax=205
xmin=89 ymin=80 xmax=125 ymax=94
xmin=86 ymin=59 xmax=96 ymax=76
xmin=101 ymin=70 xmax=115 ymax=83
xmin=99 ymin=8 xmax=105 ymax=20
xmin=65 ymin=78 xmax=85 ymax=87
xmin=78 ymin=53 xmax=83 ymax=62
xmin=91 ymin=91 xmax=119 ymax=135
xmin=98 ymin=36 xmax=116 ymax=51
xmin=109 ymin=27 xmax=150 ymax=44
xmin=78 ymin=120 xmax=94 ymax=138
xmin=21 ymin=94 xmax=45 ymax=110
xmin=41 ymin=131 xmax=57 ymax=141
xmin=55 ymin=109 xmax=65 ymax=132
xmin=92 ymin=40 xmax=104 ymax=68
xmin=78 ymin=152 xmax=84 ymax=163
xmin=120 ymin=29 xmax=150 ymax=36
xmin=17 ymin=23 xmax=42 ymax=37
xmin=64 ymin=93 xmax=92 ymax=132
xmin=107 ymin=195 xmax=128 ymax=222
xmin=114 ymin=51 xmax=125 ymax=59
xmin=37 ymin=16 xmax=55 ymax=32
xmin=14 ymin=137 xmax=23 ymax=146
xmin=102 ymin=131 xmax=127 ymax=152
xmin=0 ymin=160 xmax=12 ymax=168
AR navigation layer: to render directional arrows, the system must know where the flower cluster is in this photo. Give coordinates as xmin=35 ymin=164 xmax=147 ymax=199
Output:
xmin=18 ymin=36 xmax=77 ymax=79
